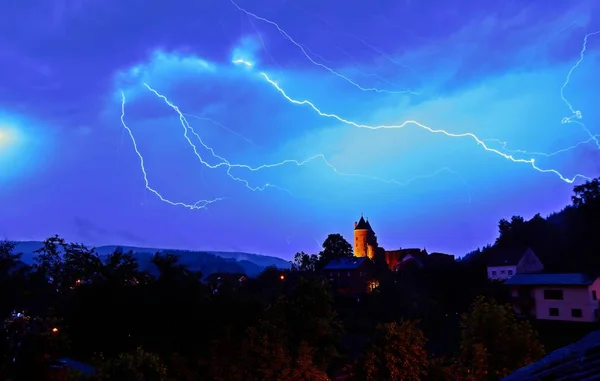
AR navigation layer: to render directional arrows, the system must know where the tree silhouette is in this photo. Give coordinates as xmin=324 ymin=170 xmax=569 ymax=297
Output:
xmin=268 ymin=277 xmax=344 ymax=370
xmin=0 ymin=240 xmax=21 ymax=277
xmin=151 ymin=252 xmax=202 ymax=284
xmin=62 ymin=242 xmax=103 ymax=288
xmin=316 ymin=233 xmax=353 ymax=270
xmin=33 ymin=235 xmax=66 ymax=288
xmin=96 ymin=346 xmax=167 ymax=381
xmin=572 ymin=178 xmax=600 ymax=207
xmin=101 ymin=248 xmax=142 ymax=285
xmin=291 ymin=251 xmax=319 ymax=272
xmin=354 ymin=320 xmax=429 ymax=381
xmin=459 ymin=296 xmax=544 ymax=379
xmin=495 ymin=216 xmax=525 ymax=247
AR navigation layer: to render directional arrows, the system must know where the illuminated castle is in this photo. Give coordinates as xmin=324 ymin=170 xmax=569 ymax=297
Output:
xmin=353 ymin=215 xmax=377 ymax=260
xmin=353 ymin=215 xmax=455 ymax=271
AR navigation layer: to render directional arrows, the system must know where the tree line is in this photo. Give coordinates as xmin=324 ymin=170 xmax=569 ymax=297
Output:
xmin=0 ymin=177 xmax=599 ymax=380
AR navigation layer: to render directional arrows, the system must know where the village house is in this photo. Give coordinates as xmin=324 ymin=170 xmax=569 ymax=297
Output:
xmin=487 ymin=247 xmax=544 ymax=281
xmin=505 ymin=273 xmax=600 ymax=322
xmin=322 ymin=257 xmax=377 ymax=294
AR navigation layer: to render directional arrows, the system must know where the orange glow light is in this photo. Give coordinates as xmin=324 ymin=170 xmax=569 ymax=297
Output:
xmin=280 ymin=274 xmax=285 ymax=280
xmin=52 ymin=328 xmax=58 ymax=333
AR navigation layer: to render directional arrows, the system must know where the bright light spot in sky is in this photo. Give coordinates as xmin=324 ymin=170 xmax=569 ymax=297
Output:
xmin=0 ymin=124 xmax=23 ymax=182
xmin=0 ymin=116 xmax=50 ymax=184
xmin=0 ymin=125 xmax=21 ymax=158
xmin=0 ymin=126 xmax=18 ymax=150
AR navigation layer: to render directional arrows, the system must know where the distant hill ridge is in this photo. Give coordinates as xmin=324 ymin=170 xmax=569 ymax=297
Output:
xmin=11 ymin=241 xmax=290 ymax=278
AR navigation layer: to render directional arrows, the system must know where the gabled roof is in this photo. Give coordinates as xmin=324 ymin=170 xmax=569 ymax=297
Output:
xmin=487 ymin=247 xmax=531 ymax=267
xmin=323 ymin=257 xmax=369 ymax=270
xmin=426 ymin=252 xmax=455 ymax=264
xmin=397 ymin=254 xmax=424 ymax=269
xmin=429 ymin=252 xmax=454 ymax=258
xmin=504 ymin=273 xmax=596 ymax=286
xmin=355 ymin=216 xmax=371 ymax=230
xmin=386 ymin=248 xmax=427 ymax=260
xmin=503 ymin=329 xmax=600 ymax=381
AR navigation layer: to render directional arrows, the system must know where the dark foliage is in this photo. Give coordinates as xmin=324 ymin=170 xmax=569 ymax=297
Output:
xmin=0 ymin=178 xmax=599 ymax=380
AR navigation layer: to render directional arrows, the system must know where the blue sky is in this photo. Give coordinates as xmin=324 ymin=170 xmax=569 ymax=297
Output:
xmin=1 ymin=0 xmax=599 ymax=258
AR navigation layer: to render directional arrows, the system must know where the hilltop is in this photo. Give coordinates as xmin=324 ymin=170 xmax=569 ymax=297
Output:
xmin=12 ymin=241 xmax=290 ymax=277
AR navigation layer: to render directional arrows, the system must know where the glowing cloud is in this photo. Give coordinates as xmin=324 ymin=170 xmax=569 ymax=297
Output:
xmin=116 ymin=53 xmax=474 ymax=209
xmin=0 ymin=113 xmax=50 ymax=183
xmin=0 ymin=126 xmax=18 ymax=151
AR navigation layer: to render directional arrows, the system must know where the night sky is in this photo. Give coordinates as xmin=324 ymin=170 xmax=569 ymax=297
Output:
xmin=1 ymin=0 xmax=599 ymax=259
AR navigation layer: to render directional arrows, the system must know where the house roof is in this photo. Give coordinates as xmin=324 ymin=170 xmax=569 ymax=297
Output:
xmin=504 ymin=273 xmax=596 ymax=286
xmin=386 ymin=248 xmax=427 ymax=260
xmin=503 ymin=329 xmax=600 ymax=381
xmin=429 ymin=252 xmax=455 ymax=260
xmin=397 ymin=254 xmax=424 ymax=269
xmin=323 ymin=257 xmax=369 ymax=270
xmin=354 ymin=216 xmax=372 ymax=230
xmin=487 ymin=247 xmax=531 ymax=267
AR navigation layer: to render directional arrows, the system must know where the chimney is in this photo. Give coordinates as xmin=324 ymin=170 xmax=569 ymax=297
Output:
xmin=354 ymin=221 xmax=357 ymax=228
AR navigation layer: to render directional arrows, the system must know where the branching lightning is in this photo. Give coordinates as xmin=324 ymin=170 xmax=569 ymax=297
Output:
xmin=120 ymin=5 xmax=598 ymax=212
xmin=485 ymin=135 xmax=600 ymax=158
xmin=559 ymin=30 xmax=600 ymax=149
xmin=120 ymin=83 xmax=471 ymax=209
xmin=257 ymin=71 xmax=590 ymax=184
xmin=560 ymin=30 xmax=600 ymax=124
xmin=229 ymin=0 xmax=414 ymax=95
xmin=182 ymin=113 xmax=260 ymax=147
xmin=230 ymin=1 xmax=594 ymax=185
xmin=484 ymin=30 xmax=600 ymax=158
xmin=119 ymin=92 xmax=222 ymax=210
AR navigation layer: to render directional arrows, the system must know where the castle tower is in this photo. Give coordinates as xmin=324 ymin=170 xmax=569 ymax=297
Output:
xmin=354 ymin=215 xmax=373 ymax=258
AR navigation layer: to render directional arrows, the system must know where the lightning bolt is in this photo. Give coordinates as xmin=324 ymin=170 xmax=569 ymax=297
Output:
xmin=257 ymin=72 xmax=590 ymax=184
xmin=182 ymin=113 xmax=260 ymax=147
xmin=560 ymin=30 xmax=600 ymax=123
xmin=230 ymin=1 xmax=595 ymax=183
xmin=120 ymin=82 xmax=472 ymax=209
xmin=229 ymin=0 xmax=413 ymax=95
xmin=486 ymin=30 xmax=600 ymax=158
xmin=486 ymin=134 xmax=600 ymax=158
xmin=559 ymin=30 xmax=600 ymax=149
xmin=119 ymin=92 xmax=222 ymax=210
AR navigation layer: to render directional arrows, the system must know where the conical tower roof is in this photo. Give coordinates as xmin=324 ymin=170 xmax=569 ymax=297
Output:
xmin=355 ymin=216 xmax=371 ymax=230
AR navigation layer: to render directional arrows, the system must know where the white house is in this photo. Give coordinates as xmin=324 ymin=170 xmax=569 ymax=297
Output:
xmin=487 ymin=247 xmax=543 ymax=281
xmin=505 ymin=273 xmax=600 ymax=322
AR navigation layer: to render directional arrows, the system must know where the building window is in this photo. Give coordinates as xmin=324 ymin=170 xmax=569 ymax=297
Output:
xmin=492 ymin=271 xmax=497 ymax=276
xmin=544 ymin=290 xmax=564 ymax=300
xmin=501 ymin=270 xmax=505 ymax=274
xmin=593 ymin=290 xmax=597 ymax=300
xmin=595 ymin=309 xmax=599 ymax=318
xmin=508 ymin=270 xmax=513 ymax=276
xmin=571 ymin=309 xmax=583 ymax=318
xmin=549 ymin=308 xmax=559 ymax=316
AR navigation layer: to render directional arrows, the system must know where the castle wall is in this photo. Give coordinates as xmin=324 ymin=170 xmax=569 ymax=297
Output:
xmin=367 ymin=244 xmax=375 ymax=260
xmin=354 ymin=229 xmax=369 ymax=257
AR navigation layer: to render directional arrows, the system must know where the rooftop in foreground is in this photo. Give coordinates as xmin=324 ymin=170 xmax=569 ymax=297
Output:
xmin=503 ymin=330 xmax=600 ymax=381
